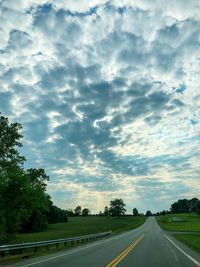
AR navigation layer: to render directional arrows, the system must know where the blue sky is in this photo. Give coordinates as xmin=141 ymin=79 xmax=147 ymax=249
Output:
xmin=0 ymin=0 xmax=200 ymax=213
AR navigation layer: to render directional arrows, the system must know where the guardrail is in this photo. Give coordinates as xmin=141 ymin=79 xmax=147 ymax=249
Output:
xmin=0 ymin=230 xmax=112 ymax=257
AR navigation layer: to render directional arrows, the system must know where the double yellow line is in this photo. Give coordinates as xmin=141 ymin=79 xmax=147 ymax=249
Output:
xmin=106 ymin=234 xmax=144 ymax=267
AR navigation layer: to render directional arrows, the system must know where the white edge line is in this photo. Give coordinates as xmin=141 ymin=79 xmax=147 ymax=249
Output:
xmin=20 ymin=227 xmax=143 ymax=267
xmin=18 ymin=219 xmax=150 ymax=267
xmin=164 ymin=234 xmax=200 ymax=267
xmin=21 ymin=236 xmax=117 ymax=267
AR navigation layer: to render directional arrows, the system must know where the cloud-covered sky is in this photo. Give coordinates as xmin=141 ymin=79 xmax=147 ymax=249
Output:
xmin=0 ymin=0 xmax=200 ymax=213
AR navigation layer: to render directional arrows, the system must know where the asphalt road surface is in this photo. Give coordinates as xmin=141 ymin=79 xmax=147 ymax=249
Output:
xmin=8 ymin=217 xmax=200 ymax=267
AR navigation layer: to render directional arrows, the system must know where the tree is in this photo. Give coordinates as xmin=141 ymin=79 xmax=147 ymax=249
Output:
xmin=133 ymin=208 xmax=139 ymax=216
xmin=74 ymin=206 xmax=82 ymax=216
xmin=66 ymin=209 xmax=74 ymax=217
xmin=189 ymin=198 xmax=199 ymax=213
xmin=0 ymin=114 xmax=52 ymax=242
xmin=0 ymin=114 xmax=25 ymax=168
xmin=0 ymin=114 xmax=28 ymax=242
xmin=160 ymin=210 xmax=166 ymax=216
xmin=196 ymin=201 xmax=200 ymax=215
xmin=104 ymin=206 xmax=109 ymax=216
xmin=82 ymin=208 xmax=90 ymax=216
xmin=145 ymin=210 xmax=152 ymax=216
xmin=47 ymin=204 xmax=68 ymax=224
xmin=171 ymin=199 xmax=190 ymax=213
xmin=109 ymin=198 xmax=126 ymax=217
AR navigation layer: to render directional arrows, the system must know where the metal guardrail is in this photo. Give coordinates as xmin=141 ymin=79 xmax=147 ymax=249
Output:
xmin=0 ymin=231 xmax=112 ymax=257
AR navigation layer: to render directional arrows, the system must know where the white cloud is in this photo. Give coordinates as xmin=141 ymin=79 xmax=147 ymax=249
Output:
xmin=0 ymin=0 xmax=199 ymax=213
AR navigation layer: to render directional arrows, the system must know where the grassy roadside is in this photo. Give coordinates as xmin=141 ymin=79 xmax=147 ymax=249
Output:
xmin=174 ymin=234 xmax=200 ymax=253
xmin=156 ymin=213 xmax=200 ymax=232
xmin=14 ymin=216 xmax=146 ymax=243
xmin=0 ymin=216 xmax=146 ymax=265
xmin=156 ymin=213 xmax=200 ymax=254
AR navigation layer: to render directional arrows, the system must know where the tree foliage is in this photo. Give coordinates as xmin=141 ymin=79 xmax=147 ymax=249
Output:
xmin=171 ymin=198 xmax=200 ymax=214
xmin=104 ymin=206 xmax=109 ymax=216
xmin=74 ymin=206 xmax=82 ymax=216
xmin=82 ymin=208 xmax=90 ymax=216
xmin=109 ymin=198 xmax=126 ymax=217
xmin=133 ymin=208 xmax=139 ymax=216
xmin=0 ymin=113 xmax=68 ymax=243
xmin=145 ymin=210 xmax=152 ymax=216
xmin=47 ymin=204 xmax=68 ymax=224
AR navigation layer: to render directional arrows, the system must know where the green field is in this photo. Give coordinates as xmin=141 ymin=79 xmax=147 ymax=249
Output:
xmin=174 ymin=234 xmax=200 ymax=253
xmin=14 ymin=216 xmax=146 ymax=244
xmin=156 ymin=213 xmax=200 ymax=232
xmin=156 ymin=213 xmax=200 ymax=253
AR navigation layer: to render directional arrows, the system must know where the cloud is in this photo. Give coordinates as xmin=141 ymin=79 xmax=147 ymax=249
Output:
xmin=0 ymin=0 xmax=199 ymax=213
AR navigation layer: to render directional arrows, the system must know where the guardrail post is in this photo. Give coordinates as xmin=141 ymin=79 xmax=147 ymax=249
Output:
xmin=34 ymin=247 xmax=37 ymax=253
xmin=1 ymin=251 xmax=5 ymax=257
xmin=46 ymin=245 xmax=49 ymax=251
xmin=56 ymin=244 xmax=59 ymax=249
xmin=64 ymin=242 xmax=67 ymax=246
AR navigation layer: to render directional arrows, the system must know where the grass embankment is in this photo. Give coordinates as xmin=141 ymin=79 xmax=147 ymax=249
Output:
xmin=156 ymin=213 xmax=200 ymax=253
xmin=156 ymin=213 xmax=200 ymax=232
xmin=15 ymin=216 xmax=146 ymax=244
xmin=174 ymin=234 xmax=200 ymax=253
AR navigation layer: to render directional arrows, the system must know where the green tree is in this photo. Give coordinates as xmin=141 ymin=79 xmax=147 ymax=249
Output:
xmin=82 ymin=208 xmax=90 ymax=216
xmin=189 ymin=198 xmax=199 ymax=213
xmin=109 ymin=198 xmax=126 ymax=217
xmin=133 ymin=208 xmax=139 ymax=216
xmin=66 ymin=209 xmax=74 ymax=217
xmin=74 ymin=206 xmax=82 ymax=216
xmin=196 ymin=200 xmax=200 ymax=215
xmin=0 ymin=114 xmax=25 ymax=168
xmin=145 ymin=210 xmax=152 ymax=216
xmin=171 ymin=199 xmax=190 ymax=213
xmin=47 ymin=204 xmax=68 ymax=224
xmin=0 ymin=114 xmax=51 ymax=242
xmin=104 ymin=206 xmax=109 ymax=216
xmin=0 ymin=114 xmax=27 ymax=242
xmin=20 ymin=170 xmax=50 ymax=232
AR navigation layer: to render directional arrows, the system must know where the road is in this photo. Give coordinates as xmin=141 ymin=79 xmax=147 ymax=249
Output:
xmin=8 ymin=217 xmax=200 ymax=267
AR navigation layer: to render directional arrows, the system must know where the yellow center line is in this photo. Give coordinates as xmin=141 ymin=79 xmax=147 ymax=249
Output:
xmin=105 ymin=234 xmax=144 ymax=267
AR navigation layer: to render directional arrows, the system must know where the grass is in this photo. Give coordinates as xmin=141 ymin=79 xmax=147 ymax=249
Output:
xmin=156 ymin=213 xmax=200 ymax=254
xmin=174 ymin=234 xmax=200 ymax=253
xmin=14 ymin=216 xmax=146 ymax=244
xmin=0 ymin=216 xmax=146 ymax=265
xmin=156 ymin=213 xmax=200 ymax=232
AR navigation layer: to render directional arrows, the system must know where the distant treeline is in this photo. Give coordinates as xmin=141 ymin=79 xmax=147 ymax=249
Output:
xmin=156 ymin=198 xmax=200 ymax=216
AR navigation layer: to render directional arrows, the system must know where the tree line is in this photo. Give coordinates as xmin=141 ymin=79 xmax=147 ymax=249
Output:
xmin=170 ymin=198 xmax=200 ymax=214
xmin=156 ymin=198 xmax=200 ymax=216
xmin=0 ymin=114 xmax=68 ymax=244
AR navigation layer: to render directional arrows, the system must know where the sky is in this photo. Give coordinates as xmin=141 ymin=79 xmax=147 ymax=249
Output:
xmin=0 ymin=0 xmax=200 ymax=214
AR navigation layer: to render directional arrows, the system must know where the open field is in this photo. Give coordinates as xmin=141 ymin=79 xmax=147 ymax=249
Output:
xmin=156 ymin=213 xmax=200 ymax=232
xmin=14 ymin=216 xmax=146 ymax=244
xmin=174 ymin=234 xmax=200 ymax=253
xmin=156 ymin=213 xmax=200 ymax=253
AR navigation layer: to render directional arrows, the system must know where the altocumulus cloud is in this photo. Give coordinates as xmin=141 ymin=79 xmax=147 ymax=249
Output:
xmin=0 ymin=0 xmax=200 ymax=213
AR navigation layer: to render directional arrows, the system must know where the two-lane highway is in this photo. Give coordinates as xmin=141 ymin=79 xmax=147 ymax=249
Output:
xmin=8 ymin=217 xmax=200 ymax=267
